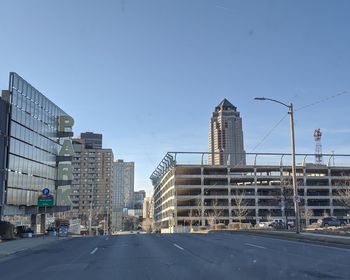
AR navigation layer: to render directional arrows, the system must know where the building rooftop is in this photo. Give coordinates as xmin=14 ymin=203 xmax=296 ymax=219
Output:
xmin=150 ymin=151 xmax=350 ymax=186
xmin=216 ymin=98 xmax=237 ymax=111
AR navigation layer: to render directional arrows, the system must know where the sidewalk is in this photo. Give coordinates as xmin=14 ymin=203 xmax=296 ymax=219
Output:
xmin=0 ymin=236 xmax=67 ymax=259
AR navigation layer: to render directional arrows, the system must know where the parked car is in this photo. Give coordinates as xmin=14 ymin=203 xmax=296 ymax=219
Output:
xmin=317 ymin=217 xmax=346 ymax=227
xmin=268 ymin=219 xmax=295 ymax=229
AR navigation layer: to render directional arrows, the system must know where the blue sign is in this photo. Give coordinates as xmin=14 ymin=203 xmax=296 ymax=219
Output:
xmin=42 ymin=188 xmax=50 ymax=196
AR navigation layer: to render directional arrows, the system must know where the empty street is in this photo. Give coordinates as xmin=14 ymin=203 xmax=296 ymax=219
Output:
xmin=1 ymin=233 xmax=350 ymax=280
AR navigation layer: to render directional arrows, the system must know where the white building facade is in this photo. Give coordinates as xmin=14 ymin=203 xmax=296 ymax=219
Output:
xmin=151 ymin=152 xmax=350 ymax=233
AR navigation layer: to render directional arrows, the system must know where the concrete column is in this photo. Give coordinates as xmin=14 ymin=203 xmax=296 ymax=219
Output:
xmin=40 ymin=213 xmax=46 ymax=234
xmin=328 ymin=168 xmax=334 ymax=216
xmin=201 ymin=167 xmax=205 ymax=226
xmin=30 ymin=214 xmax=37 ymax=233
xmin=254 ymin=167 xmax=259 ymax=222
xmin=228 ymin=172 xmax=232 ymax=224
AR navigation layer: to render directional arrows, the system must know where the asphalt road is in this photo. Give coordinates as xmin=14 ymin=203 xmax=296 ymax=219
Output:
xmin=1 ymin=233 xmax=349 ymax=280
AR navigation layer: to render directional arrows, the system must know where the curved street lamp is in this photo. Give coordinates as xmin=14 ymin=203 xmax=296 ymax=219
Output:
xmin=254 ymin=97 xmax=301 ymax=234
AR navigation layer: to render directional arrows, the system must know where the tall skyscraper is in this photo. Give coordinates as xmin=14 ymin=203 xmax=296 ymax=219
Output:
xmin=112 ymin=160 xmax=134 ymax=231
xmin=134 ymin=190 xmax=146 ymax=209
xmin=71 ymin=136 xmax=113 ymax=229
xmin=208 ymin=99 xmax=246 ymax=166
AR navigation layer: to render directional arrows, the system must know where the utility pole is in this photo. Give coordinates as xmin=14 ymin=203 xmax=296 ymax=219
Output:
xmin=288 ymin=103 xmax=300 ymax=233
xmin=255 ymin=97 xmax=301 ymax=234
xmin=88 ymin=184 xmax=94 ymax=236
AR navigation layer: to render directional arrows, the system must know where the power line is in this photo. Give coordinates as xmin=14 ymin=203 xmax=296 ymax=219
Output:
xmin=250 ymin=113 xmax=289 ymax=153
xmin=295 ymin=91 xmax=348 ymax=112
xmin=249 ymin=90 xmax=348 ymax=153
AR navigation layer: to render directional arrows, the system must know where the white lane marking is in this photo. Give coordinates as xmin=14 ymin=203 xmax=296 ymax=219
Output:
xmin=244 ymin=243 xmax=267 ymax=249
xmin=173 ymin=243 xmax=185 ymax=251
xmin=90 ymin=247 xmax=98 ymax=255
xmin=105 ymin=237 xmax=109 ymax=241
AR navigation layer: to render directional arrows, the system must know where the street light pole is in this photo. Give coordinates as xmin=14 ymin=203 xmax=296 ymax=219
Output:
xmin=254 ymin=97 xmax=300 ymax=234
xmin=106 ymin=205 xmax=109 ymax=235
xmin=88 ymin=184 xmax=94 ymax=236
xmin=288 ymin=103 xmax=300 ymax=233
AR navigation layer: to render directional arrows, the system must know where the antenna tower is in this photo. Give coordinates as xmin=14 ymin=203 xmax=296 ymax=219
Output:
xmin=314 ymin=128 xmax=323 ymax=164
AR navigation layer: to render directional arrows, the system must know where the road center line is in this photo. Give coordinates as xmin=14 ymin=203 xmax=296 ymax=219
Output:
xmin=173 ymin=243 xmax=185 ymax=251
xmin=90 ymin=247 xmax=98 ymax=255
xmin=244 ymin=243 xmax=267 ymax=249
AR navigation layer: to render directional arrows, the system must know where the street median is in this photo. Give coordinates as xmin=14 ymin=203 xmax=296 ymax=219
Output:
xmin=216 ymin=229 xmax=350 ymax=248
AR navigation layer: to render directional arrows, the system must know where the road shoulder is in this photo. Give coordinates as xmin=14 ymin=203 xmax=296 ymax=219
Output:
xmin=211 ymin=230 xmax=350 ymax=249
xmin=0 ymin=236 xmax=70 ymax=260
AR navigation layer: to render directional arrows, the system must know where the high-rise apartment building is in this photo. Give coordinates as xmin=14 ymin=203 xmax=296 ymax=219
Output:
xmin=208 ymin=99 xmax=246 ymax=166
xmin=113 ymin=160 xmax=135 ymax=209
xmin=0 ymin=73 xmax=74 ymax=229
xmin=71 ymin=135 xmax=113 ymax=229
xmin=134 ymin=190 xmax=146 ymax=209
xmin=112 ymin=160 xmax=134 ymax=230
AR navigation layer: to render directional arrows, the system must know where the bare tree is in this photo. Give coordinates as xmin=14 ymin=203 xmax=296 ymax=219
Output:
xmin=188 ymin=209 xmax=194 ymax=229
xmin=205 ymin=198 xmax=223 ymax=229
xmin=232 ymin=190 xmax=249 ymax=228
xmin=79 ymin=213 xmax=89 ymax=227
xmin=273 ymin=178 xmax=294 ymax=229
xmin=141 ymin=217 xmax=153 ymax=233
xmin=122 ymin=215 xmax=138 ymax=231
xmin=300 ymin=207 xmax=313 ymax=227
xmin=335 ymin=185 xmax=350 ymax=215
xmin=187 ymin=195 xmax=206 ymax=229
xmin=206 ymin=212 xmax=216 ymax=229
xmin=195 ymin=195 xmax=204 ymax=226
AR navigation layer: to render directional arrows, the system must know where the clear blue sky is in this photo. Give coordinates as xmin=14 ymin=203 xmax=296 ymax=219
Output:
xmin=1 ymin=0 xmax=349 ymax=195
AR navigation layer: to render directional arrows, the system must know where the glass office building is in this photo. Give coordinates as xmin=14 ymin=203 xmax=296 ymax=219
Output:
xmin=1 ymin=72 xmax=73 ymax=216
xmin=0 ymin=97 xmax=9 ymax=215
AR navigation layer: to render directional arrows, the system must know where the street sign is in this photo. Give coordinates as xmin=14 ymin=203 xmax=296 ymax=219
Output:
xmin=42 ymin=188 xmax=50 ymax=196
xmin=38 ymin=195 xmax=54 ymax=206
xmin=293 ymin=195 xmax=301 ymax=203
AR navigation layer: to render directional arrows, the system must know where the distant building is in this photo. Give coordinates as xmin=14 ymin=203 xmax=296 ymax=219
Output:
xmin=71 ymin=136 xmax=114 ymax=229
xmin=80 ymin=132 xmax=102 ymax=149
xmin=113 ymin=160 xmax=135 ymax=209
xmin=208 ymin=99 xmax=246 ymax=166
xmin=111 ymin=160 xmax=134 ymax=231
xmin=0 ymin=72 xmax=74 ymax=232
xmin=143 ymin=197 xmax=154 ymax=219
xmin=134 ymin=190 xmax=146 ymax=209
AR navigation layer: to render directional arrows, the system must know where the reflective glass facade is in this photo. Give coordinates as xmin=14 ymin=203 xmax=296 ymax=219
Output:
xmin=0 ymin=97 xmax=9 ymax=210
xmin=5 ymin=72 xmax=72 ymax=206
